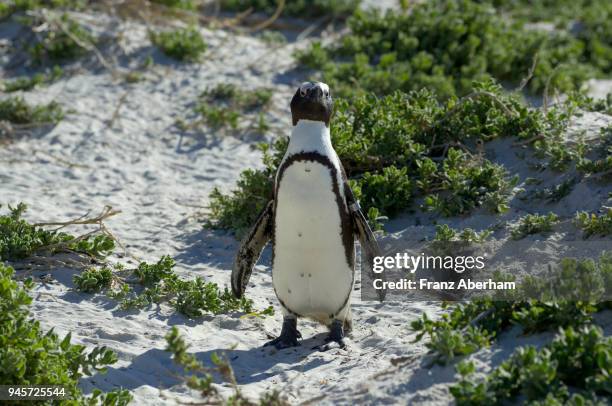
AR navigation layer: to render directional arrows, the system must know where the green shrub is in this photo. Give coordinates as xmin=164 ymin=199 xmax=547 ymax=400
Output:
xmin=208 ymin=82 xmax=541 ymax=235
xmin=0 ymin=203 xmax=115 ymax=261
xmin=220 ymin=0 xmax=360 ymax=19
xmin=258 ymin=30 xmax=287 ymax=45
xmin=412 ymin=299 xmax=515 ymax=364
xmin=433 ymin=224 xmax=491 ymax=243
xmin=194 ymin=105 xmax=240 ymax=130
xmin=451 ymin=325 xmax=612 ymax=405
xmin=351 ymin=166 xmax=413 ymax=216
xmin=73 ymin=267 xmax=114 ymax=293
xmin=82 ymin=255 xmax=273 ymax=318
xmin=577 ymin=124 xmax=612 ymax=175
xmin=133 ymin=255 xmax=175 ymax=286
xmin=574 ymin=1 xmax=612 ymax=74
xmin=589 ymin=93 xmax=612 ymax=115
xmin=521 ymin=178 xmax=577 ymax=203
xmin=2 ymin=66 xmax=63 ymax=92
xmin=422 ymin=150 xmax=518 ymax=216
xmin=150 ymin=0 xmax=195 ymax=9
xmin=180 ymin=84 xmax=273 ymax=133
xmin=0 ymin=0 xmax=87 ymax=18
xmin=510 ymin=212 xmax=560 ymax=240
xmin=30 ymin=13 xmax=94 ymax=63
xmin=0 ymin=262 xmax=132 ymax=404
xmin=578 ymin=156 xmax=612 ymax=176
xmin=207 ymin=166 xmax=275 ymax=237
xmin=412 ymin=253 xmax=611 ymax=364
xmin=521 ymin=255 xmax=611 ymax=305
xmin=426 ymin=325 xmax=492 ymax=365
xmin=201 ymin=84 xmax=272 ymax=110
xmin=173 ymin=277 xmax=254 ymax=318
xmin=478 ymin=0 xmax=608 ymax=27
xmin=295 ymin=0 xmax=600 ymax=99
xmin=150 ymin=26 xmax=206 ymax=62
xmin=0 ymin=96 xmax=64 ymax=125
xmin=575 ymin=208 xmax=612 ymax=238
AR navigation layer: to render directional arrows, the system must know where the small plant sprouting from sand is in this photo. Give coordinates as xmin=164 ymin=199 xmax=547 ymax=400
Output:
xmin=429 ymin=225 xmax=492 ymax=259
xmin=0 ymin=262 xmax=132 ymax=405
xmin=520 ymin=178 xmax=577 ymax=203
xmin=0 ymin=96 xmax=64 ymax=126
xmin=587 ymin=93 xmax=612 ymax=115
xmin=577 ymin=124 xmax=612 ymax=177
xmin=2 ymin=66 xmax=63 ymax=92
xmin=451 ymin=325 xmax=611 ymax=405
xmin=165 ymin=326 xmax=288 ymax=405
xmin=193 ymin=106 xmax=240 ymax=130
xmin=257 ymin=30 xmax=287 ymax=45
xmin=177 ymin=84 xmax=273 ymax=135
xmin=28 ymin=13 xmax=96 ymax=63
xmin=73 ymin=266 xmax=115 ymax=293
xmin=74 ymin=255 xmax=275 ymax=318
xmin=203 ymin=84 xmax=273 ymax=111
xmin=575 ymin=208 xmax=612 ymax=238
xmin=433 ymin=225 xmax=492 ymax=244
xmin=510 ymin=213 xmax=560 ymax=240
xmin=150 ymin=25 xmax=206 ymax=62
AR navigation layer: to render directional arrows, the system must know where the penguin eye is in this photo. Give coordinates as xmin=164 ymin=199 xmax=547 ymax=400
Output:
xmin=300 ymin=88 xmax=307 ymax=97
xmin=324 ymin=90 xmax=329 ymax=97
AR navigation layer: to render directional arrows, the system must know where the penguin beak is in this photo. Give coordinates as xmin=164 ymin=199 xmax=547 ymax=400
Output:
xmin=307 ymin=86 xmax=324 ymax=101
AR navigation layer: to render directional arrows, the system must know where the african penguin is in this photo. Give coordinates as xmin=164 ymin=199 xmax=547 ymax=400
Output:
xmin=231 ymin=81 xmax=383 ymax=350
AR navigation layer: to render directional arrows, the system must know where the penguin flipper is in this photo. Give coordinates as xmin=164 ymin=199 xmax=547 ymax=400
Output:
xmin=231 ymin=200 xmax=274 ymax=298
xmin=343 ymin=182 xmax=387 ymax=302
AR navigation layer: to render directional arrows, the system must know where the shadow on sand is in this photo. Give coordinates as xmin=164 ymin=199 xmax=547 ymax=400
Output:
xmin=80 ymin=333 xmax=333 ymax=394
xmin=174 ymin=226 xmax=273 ymax=270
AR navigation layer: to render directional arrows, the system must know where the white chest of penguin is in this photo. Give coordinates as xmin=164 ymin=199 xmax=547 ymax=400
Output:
xmin=272 ymin=122 xmax=354 ymax=322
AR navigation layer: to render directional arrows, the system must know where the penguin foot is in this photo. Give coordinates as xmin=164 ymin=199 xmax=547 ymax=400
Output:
xmin=264 ymin=317 xmax=301 ymax=349
xmin=314 ymin=319 xmax=347 ymax=351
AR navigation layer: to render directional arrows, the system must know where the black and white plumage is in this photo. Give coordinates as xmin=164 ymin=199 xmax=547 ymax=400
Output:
xmin=231 ymin=81 xmax=382 ymax=350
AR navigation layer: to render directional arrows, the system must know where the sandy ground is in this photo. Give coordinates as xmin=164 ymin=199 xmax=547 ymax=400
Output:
xmin=1 ymin=7 xmax=611 ymax=406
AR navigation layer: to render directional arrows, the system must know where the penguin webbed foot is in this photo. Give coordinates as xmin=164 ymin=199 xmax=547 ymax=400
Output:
xmin=264 ymin=317 xmax=301 ymax=349
xmin=314 ymin=319 xmax=347 ymax=351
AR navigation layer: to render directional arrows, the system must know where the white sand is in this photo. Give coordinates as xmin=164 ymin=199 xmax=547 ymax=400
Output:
xmin=1 ymin=9 xmax=610 ymax=405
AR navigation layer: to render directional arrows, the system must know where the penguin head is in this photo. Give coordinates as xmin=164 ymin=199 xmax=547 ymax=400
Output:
xmin=290 ymin=81 xmax=333 ymax=127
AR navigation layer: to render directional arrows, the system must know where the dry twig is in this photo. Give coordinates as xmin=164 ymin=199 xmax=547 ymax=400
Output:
xmin=107 ymin=91 xmax=130 ymax=129
xmin=40 ymin=10 xmax=120 ymax=77
xmin=31 ymin=206 xmax=125 ymax=258
xmin=515 ymin=53 xmax=538 ymax=92
xmin=248 ymin=0 xmax=285 ymax=32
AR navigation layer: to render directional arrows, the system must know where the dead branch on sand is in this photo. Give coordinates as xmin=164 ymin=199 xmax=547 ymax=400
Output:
xmin=31 ymin=206 xmax=127 ymax=261
xmin=38 ymin=10 xmax=121 ymax=77
xmin=248 ymin=0 xmax=285 ymax=32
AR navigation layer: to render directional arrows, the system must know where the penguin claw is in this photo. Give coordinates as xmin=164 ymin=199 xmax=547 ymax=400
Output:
xmin=314 ymin=319 xmax=347 ymax=351
xmin=264 ymin=335 xmax=301 ymax=349
xmin=264 ymin=318 xmax=301 ymax=349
